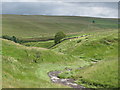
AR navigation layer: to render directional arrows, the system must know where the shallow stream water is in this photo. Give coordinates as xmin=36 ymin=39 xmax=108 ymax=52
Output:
xmin=48 ymin=70 xmax=85 ymax=88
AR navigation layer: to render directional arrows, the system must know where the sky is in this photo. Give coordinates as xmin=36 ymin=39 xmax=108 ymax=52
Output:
xmin=1 ymin=1 xmax=118 ymax=18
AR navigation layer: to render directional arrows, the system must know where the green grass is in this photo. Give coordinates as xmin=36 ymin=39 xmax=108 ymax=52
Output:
xmin=2 ymin=29 xmax=118 ymax=88
xmin=2 ymin=39 xmax=89 ymax=88
xmin=3 ymin=56 xmax=70 ymax=88
xmin=52 ymin=30 xmax=118 ymax=61
xmin=52 ymin=30 xmax=118 ymax=88
xmin=0 ymin=38 xmax=2 ymax=89
xmin=2 ymin=15 xmax=118 ymax=88
xmin=2 ymin=15 xmax=117 ymax=38
xmin=58 ymin=58 xmax=118 ymax=88
xmin=22 ymin=40 xmax=54 ymax=48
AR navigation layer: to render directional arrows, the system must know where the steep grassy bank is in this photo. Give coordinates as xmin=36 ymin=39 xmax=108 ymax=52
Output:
xmin=59 ymin=59 xmax=118 ymax=88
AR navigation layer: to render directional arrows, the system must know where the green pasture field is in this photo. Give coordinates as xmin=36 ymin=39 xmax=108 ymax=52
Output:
xmin=22 ymin=40 xmax=54 ymax=48
xmin=2 ymin=14 xmax=117 ymax=38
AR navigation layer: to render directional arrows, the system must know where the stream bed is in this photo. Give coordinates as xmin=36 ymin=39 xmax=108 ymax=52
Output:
xmin=48 ymin=70 xmax=85 ymax=88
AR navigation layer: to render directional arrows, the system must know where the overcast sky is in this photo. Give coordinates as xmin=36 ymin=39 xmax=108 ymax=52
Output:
xmin=2 ymin=1 xmax=118 ymax=18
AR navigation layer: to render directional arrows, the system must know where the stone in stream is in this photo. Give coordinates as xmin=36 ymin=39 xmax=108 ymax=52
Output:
xmin=67 ymin=82 xmax=77 ymax=86
xmin=51 ymin=76 xmax=59 ymax=80
xmin=61 ymin=79 xmax=67 ymax=82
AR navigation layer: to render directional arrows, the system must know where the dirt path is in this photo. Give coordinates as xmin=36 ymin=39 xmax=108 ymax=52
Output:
xmin=48 ymin=70 xmax=85 ymax=88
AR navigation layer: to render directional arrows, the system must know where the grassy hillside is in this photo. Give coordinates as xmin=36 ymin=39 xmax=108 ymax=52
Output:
xmin=52 ymin=30 xmax=118 ymax=88
xmin=52 ymin=30 xmax=118 ymax=62
xmin=2 ymin=39 xmax=89 ymax=88
xmin=58 ymin=59 xmax=118 ymax=88
xmin=2 ymin=29 xmax=118 ymax=88
xmin=2 ymin=15 xmax=118 ymax=38
xmin=2 ymin=15 xmax=118 ymax=88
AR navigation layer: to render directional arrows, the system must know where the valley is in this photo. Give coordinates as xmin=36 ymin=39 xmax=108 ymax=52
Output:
xmin=2 ymin=15 xmax=119 ymax=88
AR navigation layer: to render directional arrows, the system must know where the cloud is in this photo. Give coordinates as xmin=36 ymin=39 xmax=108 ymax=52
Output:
xmin=2 ymin=0 xmax=120 ymax=2
xmin=2 ymin=2 xmax=118 ymax=18
xmin=2 ymin=0 xmax=62 ymax=2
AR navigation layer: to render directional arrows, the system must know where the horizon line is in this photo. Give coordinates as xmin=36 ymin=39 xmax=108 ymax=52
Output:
xmin=1 ymin=14 xmax=118 ymax=19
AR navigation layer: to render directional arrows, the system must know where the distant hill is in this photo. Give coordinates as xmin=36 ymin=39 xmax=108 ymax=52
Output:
xmin=2 ymin=14 xmax=118 ymax=38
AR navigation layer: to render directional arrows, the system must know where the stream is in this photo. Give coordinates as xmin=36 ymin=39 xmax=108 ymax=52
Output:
xmin=48 ymin=70 xmax=85 ymax=88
